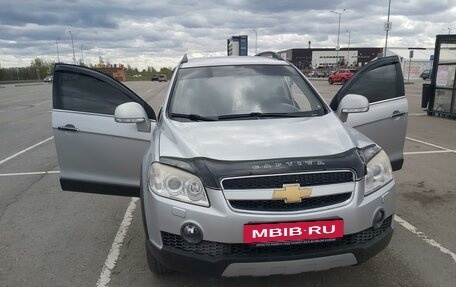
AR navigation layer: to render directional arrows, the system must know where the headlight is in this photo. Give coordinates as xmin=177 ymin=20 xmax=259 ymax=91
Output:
xmin=149 ymin=162 xmax=209 ymax=207
xmin=364 ymin=149 xmax=393 ymax=196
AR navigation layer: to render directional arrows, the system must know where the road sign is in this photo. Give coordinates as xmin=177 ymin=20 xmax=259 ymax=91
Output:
xmin=384 ymin=22 xmax=392 ymax=31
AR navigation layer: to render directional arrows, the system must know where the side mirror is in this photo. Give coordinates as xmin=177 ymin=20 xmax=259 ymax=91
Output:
xmin=114 ymin=102 xmax=151 ymax=132
xmin=336 ymin=94 xmax=369 ymax=122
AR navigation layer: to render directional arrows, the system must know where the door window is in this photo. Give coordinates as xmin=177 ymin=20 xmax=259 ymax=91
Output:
xmin=344 ymin=64 xmax=399 ymax=103
xmin=54 ymin=71 xmax=134 ymax=115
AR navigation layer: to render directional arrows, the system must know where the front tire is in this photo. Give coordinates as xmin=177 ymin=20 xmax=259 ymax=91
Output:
xmin=146 ymin=243 xmax=172 ymax=274
xmin=328 ymin=78 xmax=334 ymax=85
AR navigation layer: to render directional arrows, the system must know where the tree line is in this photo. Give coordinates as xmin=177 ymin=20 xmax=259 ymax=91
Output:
xmin=0 ymin=58 xmax=54 ymax=81
xmin=0 ymin=58 xmax=173 ymax=82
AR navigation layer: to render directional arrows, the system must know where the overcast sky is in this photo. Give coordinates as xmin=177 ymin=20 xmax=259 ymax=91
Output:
xmin=0 ymin=0 xmax=455 ymax=69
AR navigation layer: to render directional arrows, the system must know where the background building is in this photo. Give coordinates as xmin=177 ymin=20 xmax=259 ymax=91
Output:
xmin=227 ymin=35 xmax=248 ymax=56
xmin=386 ymin=48 xmax=434 ymax=80
xmin=278 ymin=48 xmax=383 ymax=70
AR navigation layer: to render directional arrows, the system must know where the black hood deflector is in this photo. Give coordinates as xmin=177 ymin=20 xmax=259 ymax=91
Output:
xmin=160 ymin=148 xmax=365 ymax=190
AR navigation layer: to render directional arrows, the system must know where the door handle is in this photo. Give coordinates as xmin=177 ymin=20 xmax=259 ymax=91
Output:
xmin=57 ymin=124 xmax=79 ymax=132
xmin=391 ymin=110 xmax=406 ymax=118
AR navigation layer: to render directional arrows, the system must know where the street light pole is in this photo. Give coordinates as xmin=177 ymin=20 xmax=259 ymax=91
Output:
xmin=346 ymin=30 xmax=351 ymax=67
xmin=331 ymin=9 xmax=348 ymax=69
xmin=252 ymin=29 xmax=258 ymax=54
xmin=69 ymin=30 xmax=76 ymax=65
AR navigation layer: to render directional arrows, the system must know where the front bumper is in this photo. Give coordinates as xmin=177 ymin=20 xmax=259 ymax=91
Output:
xmin=142 ymin=175 xmax=395 ymax=277
xmin=144 ymin=179 xmax=395 ymax=241
xmin=147 ymin=216 xmax=393 ymax=277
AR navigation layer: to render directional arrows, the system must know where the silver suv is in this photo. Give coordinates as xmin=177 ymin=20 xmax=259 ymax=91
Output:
xmin=52 ymin=54 xmax=408 ymax=277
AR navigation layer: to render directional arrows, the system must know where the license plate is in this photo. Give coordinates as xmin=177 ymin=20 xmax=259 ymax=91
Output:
xmin=243 ymin=219 xmax=344 ymax=244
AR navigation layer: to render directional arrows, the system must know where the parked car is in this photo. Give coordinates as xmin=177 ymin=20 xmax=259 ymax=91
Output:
xmin=321 ymin=71 xmax=331 ymax=78
xmin=44 ymin=75 xmax=53 ymax=83
xmin=328 ymin=69 xmax=356 ymax=85
xmin=307 ymin=71 xmax=326 ymax=78
xmin=420 ymin=69 xmax=432 ymax=80
xmin=158 ymin=74 xmax=167 ymax=82
xmin=51 ymin=55 xmax=407 ymax=277
xmin=151 ymin=74 xmax=159 ymax=81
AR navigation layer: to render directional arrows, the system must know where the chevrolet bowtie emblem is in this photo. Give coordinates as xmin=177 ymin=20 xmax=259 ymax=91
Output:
xmin=273 ymin=184 xmax=312 ymax=203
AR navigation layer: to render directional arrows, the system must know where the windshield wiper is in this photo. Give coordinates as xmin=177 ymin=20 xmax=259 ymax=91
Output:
xmin=171 ymin=113 xmax=217 ymax=121
xmin=217 ymin=112 xmax=310 ymax=120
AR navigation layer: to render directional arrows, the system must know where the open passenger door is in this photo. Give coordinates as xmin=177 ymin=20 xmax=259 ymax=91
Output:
xmin=52 ymin=64 xmax=156 ymax=197
xmin=330 ymin=56 xmax=408 ymax=171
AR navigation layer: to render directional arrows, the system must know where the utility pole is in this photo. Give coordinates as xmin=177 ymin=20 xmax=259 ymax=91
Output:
xmin=56 ymin=38 xmax=60 ymax=63
xmin=384 ymin=0 xmax=392 ymax=57
xmin=80 ymin=44 xmax=84 ymax=65
xmin=69 ymin=30 xmax=76 ymax=65
xmin=98 ymin=48 xmax=102 ymax=65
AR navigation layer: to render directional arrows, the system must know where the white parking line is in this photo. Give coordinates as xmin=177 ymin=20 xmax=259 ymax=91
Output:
xmin=404 ymin=150 xmax=455 ymax=155
xmin=34 ymin=99 xmax=51 ymax=106
xmin=0 ymin=98 xmax=24 ymax=105
xmin=0 ymin=171 xmax=60 ymax=177
xmin=394 ymin=215 xmax=456 ymax=264
xmin=96 ymin=197 xmax=139 ymax=287
xmin=406 ymin=137 xmax=452 ymax=151
xmin=0 ymin=136 xmax=54 ymax=165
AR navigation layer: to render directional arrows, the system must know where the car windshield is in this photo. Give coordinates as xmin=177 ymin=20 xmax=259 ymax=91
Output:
xmin=169 ymin=65 xmax=326 ymax=120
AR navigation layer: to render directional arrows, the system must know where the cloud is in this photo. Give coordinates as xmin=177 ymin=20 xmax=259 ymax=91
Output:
xmin=0 ymin=0 xmax=454 ymax=69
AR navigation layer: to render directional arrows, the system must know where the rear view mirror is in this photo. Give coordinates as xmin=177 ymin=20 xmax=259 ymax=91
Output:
xmin=336 ymin=94 xmax=369 ymax=122
xmin=114 ymin=102 xmax=151 ymax=132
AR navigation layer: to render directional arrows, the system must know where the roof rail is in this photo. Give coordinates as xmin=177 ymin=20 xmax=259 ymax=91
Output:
xmin=255 ymin=51 xmax=284 ymax=60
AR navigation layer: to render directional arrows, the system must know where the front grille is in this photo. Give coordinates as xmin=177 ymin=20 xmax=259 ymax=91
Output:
xmin=222 ymin=171 xmax=354 ymax=190
xmin=229 ymin=192 xmax=351 ymax=212
xmin=161 ymin=216 xmax=392 ymax=257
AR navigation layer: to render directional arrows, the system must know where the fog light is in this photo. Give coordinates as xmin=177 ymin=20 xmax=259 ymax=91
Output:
xmin=181 ymin=222 xmax=203 ymax=244
xmin=373 ymin=209 xmax=385 ymax=229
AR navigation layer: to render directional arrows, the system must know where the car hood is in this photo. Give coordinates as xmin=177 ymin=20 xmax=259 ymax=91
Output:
xmin=159 ymin=113 xmax=356 ymax=161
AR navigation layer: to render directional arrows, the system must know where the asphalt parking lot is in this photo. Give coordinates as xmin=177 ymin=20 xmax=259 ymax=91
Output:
xmin=0 ymin=78 xmax=455 ymax=287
